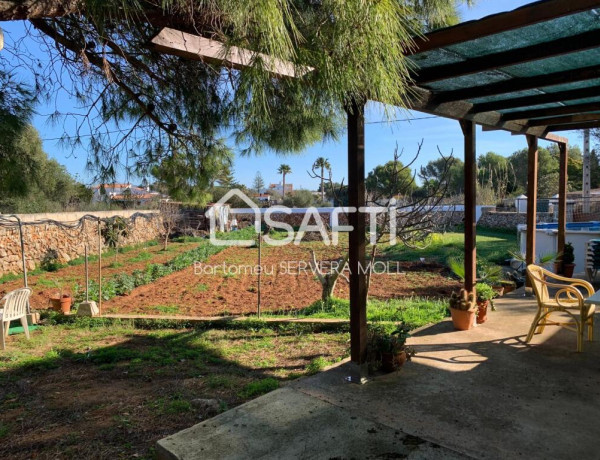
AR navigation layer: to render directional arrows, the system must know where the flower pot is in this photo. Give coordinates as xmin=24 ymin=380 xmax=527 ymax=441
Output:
xmin=553 ymin=261 xmax=562 ymax=275
xmin=476 ymin=300 xmax=488 ymax=324
xmin=563 ymin=263 xmax=575 ymax=278
xmin=50 ymin=295 xmax=72 ymax=314
xmin=492 ymin=285 xmax=504 ymax=297
xmin=381 ymin=351 xmax=407 ymax=373
xmin=449 ymin=307 xmax=476 ymax=331
xmin=502 ymin=283 xmax=515 ymax=294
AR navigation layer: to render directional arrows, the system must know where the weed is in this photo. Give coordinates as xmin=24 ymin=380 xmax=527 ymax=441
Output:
xmin=305 ymin=356 xmax=333 ymax=375
xmin=195 ymin=283 xmax=209 ymax=292
xmin=206 ymin=374 xmax=235 ymax=389
xmin=238 ymin=378 xmax=279 ymax=398
xmin=153 ymin=305 xmax=180 ymax=315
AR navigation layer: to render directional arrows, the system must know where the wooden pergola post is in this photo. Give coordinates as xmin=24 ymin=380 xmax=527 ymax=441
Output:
xmin=557 ymin=142 xmax=568 ymax=269
xmin=526 ymin=135 xmax=539 ymax=273
xmin=460 ymin=120 xmax=477 ymax=294
xmin=347 ymin=99 xmax=368 ymax=382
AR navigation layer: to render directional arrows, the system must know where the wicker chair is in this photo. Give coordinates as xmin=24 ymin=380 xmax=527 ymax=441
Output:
xmin=526 ymin=265 xmax=595 ymax=352
xmin=0 ymin=288 xmax=32 ymax=350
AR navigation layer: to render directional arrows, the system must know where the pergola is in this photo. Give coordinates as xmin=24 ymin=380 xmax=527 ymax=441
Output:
xmin=151 ymin=0 xmax=600 ymax=380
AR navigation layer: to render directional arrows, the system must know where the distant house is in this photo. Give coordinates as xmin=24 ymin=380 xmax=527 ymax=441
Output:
xmin=268 ymin=183 xmax=293 ymax=195
xmin=92 ymin=183 xmax=165 ymax=206
xmin=254 ymin=193 xmax=271 ymax=204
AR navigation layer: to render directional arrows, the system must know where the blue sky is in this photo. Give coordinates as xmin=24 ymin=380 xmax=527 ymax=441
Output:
xmin=1 ymin=0 xmax=585 ymax=190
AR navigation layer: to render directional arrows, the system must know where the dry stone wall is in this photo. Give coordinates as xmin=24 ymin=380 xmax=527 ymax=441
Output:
xmin=0 ymin=210 xmax=162 ymax=276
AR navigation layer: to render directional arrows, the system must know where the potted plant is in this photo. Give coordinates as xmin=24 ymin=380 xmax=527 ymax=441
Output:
xmin=474 ymin=282 xmax=496 ymax=324
xmin=500 ymin=279 xmax=516 ymax=294
xmin=48 ymin=281 xmax=72 ymax=314
xmin=448 ymin=288 xmax=477 ymax=330
xmin=367 ymin=324 xmax=415 ymax=373
xmin=562 ymin=242 xmax=576 ymax=278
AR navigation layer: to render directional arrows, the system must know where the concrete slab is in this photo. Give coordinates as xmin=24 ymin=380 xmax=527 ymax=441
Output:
xmin=158 ymin=290 xmax=600 ymax=460
xmin=157 ymin=386 xmax=467 ymax=460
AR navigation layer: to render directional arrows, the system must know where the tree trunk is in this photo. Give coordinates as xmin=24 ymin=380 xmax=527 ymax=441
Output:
xmin=322 ymin=278 xmax=334 ymax=301
xmin=282 ymin=173 xmax=286 ymax=199
xmin=320 ymin=166 xmax=325 ymax=202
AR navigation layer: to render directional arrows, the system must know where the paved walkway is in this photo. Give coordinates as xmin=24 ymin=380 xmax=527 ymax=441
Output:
xmin=157 ymin=290 xmax=600 ymax=459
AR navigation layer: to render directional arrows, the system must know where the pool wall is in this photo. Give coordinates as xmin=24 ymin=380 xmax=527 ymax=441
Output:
xmin=518 ymin=224 xmax=600 ymax=272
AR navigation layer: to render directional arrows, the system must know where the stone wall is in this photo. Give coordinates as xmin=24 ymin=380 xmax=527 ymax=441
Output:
xmin=0 ymin=210 xmax=162 ymax=276
xmin=477 ymin=210 xmax=554 ymax=230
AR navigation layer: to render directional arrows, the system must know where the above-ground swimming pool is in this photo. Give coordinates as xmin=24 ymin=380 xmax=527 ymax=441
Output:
xmin=518 ymin=222 xmax=600 ymax=272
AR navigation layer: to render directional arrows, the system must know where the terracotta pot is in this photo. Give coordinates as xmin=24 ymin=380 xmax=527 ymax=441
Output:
xmin=502 ymin=284 xmax=515 ymax=294
xmin=476 ymin=300 xmax=488 ymax=324
xmin=553 ymin=261 xmax=562 ymax=275
xmin=50 ymin=295 xmax=72 ymax=314
xmin=381 ymin=351 xmax=407 ymax=373
xmin=449 ymin=307 xmax=476 ymax=331
xmin=563 ymin=263 xmax=575 ymax=278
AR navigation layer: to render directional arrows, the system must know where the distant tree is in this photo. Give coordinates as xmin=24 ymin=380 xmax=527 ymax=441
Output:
xmin=419 ymin=157 xmax=464 ymax=196
xmin=253 ymin=172 xmax=265 ymax=195
xmin=282 ymin=189 xmax=314 ymax=208
xmin=477 ymin=152 xmax=514 ymax=201
xmin=366 ymin=160 xmax=415 ymax=200
xmin=312 ymin=157 xmax=331 ymax=202
xmin=277 ymin=164 xmax=292 ymax=199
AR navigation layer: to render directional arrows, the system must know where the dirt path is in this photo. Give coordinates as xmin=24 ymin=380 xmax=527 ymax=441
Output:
xmin=104 ymin=243 xmax=460 ymax=316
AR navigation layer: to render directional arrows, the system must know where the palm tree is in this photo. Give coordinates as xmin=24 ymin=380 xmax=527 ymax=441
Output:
xmin=277 ymin=164 xmax=292 ymax=199
xmin=313 ymin=157 xmax=331 ymax=203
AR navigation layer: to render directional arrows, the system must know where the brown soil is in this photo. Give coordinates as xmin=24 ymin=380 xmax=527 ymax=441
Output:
xmin=0 ymin=328 xmax=348 ymax=459
xmin=0 ymin=242 xmax=198 ymax=311
xmin=104 ymin=243 xmax=460 ymax=316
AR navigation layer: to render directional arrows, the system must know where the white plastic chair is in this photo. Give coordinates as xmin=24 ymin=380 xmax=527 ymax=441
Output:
xmin=0 ymin=288 xmax=32 ymax=350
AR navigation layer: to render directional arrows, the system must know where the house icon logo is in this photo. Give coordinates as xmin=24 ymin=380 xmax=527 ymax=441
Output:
xmin=206 ymin=189 xmax=261 ymax=246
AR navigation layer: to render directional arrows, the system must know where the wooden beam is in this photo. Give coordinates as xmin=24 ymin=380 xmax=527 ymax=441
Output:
xmin=502 ymin=102 xmax=600 ymax=121
xmin=546 ymin=120 xmax=600 ymax=132
xmin=409 ymin=0 xmax=600 ymax=55
xmin=475 ymin=86 xmax=600 ymax=114
xmin=433 ymin=64 xmax=600 ymax=104
xmin=528 ymin=112 xmax=600 ymax=127
xmin=460 ymin=119 xmax=477 ymax=294
xmin=414 ymin=30 xmax=600 ymax=84
xmin=151 ymin=27 xmax=311 ymax=78
xmin=557 ymin=143 xmax=568 ymax=272
xmin=406 ymin=87 xmax=567 ymax=144
xmin=347 ymin=100 xmax=367 ymax=378
xmin=526 ymin=135 xmax=538 ymax=271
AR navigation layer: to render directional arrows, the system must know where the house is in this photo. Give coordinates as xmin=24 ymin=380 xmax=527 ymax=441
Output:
xmin=92 ymin=183 xmax=165 ymax=206
xmin=267 ymin=183 xmax=293 ymax=195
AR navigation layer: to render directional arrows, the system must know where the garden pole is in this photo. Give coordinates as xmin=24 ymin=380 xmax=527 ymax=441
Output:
xmin=98 ymin=218 xmax=102 ymax=314
xmin=557 ymin=142 xmax=568 ymax=267
xmin=257 ymin=233 xmax=262 ymax=318
xmin=459 ymin=119 xmax=477 ymax=295
xmin=85 ymin=245 xmax=89 ymax=302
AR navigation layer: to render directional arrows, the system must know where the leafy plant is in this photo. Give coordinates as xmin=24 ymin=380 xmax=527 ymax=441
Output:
xmin=563 ymin=242 xmax=575 ymax=265
xmin=40 ymin=249 xmax=61 ymax=272
xmin=475 ymin=282 xmax=496 ymax=302
xmin=366 ymin=324 xmax=415 ymax=373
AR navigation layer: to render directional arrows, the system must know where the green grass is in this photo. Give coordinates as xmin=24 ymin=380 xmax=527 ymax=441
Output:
xmin=382 ymin=227 xmax=518 ymax=266
xmin=238 ymin=378 xmax=279 ymax=398
xmin=275 ymin=297 xmax=448 ymax=329
xmin=153 ymin=305 xmax=181 ymax=315
xmin=305 ymin=356 xmax=334 ymax=375
xmin=128 ymin=252 xmax=153 ymax=263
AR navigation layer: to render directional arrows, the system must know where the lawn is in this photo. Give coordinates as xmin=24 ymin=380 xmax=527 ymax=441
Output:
xmin=0 ymin=316 xmax=348 ymax=459
xmin=381 ymin=227 xmax=518 ymax=266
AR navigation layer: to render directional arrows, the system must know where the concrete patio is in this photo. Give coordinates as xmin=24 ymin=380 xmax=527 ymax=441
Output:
xmin=157 ymin=289 xmax=600 ymax=459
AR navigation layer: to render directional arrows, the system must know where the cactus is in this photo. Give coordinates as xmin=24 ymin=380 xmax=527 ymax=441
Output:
xmin=449 ymin=288 xmax=476 ymax=311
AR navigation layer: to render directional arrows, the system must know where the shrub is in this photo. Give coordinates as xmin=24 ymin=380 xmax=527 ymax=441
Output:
xmin=40 ymin=249 xmax=61 ymax=272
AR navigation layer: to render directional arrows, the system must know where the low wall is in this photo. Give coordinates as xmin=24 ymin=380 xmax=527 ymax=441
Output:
xmin=0 ymin=210 xmax=162 ymax=276
xmin=477 ymin=211 xmax=554 ymax=229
